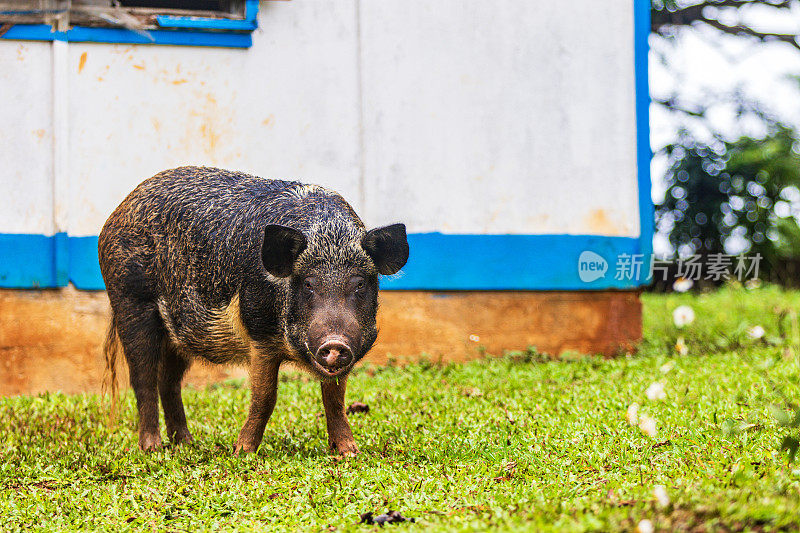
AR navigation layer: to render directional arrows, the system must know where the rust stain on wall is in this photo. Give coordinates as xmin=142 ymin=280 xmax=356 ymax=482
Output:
xmin=525 ymin=214 xmax=550 ymax=228
xmin=77 ymin=52 xmax=87 ymax=73
xmin=178 ymin=92 xmax=236 ymax=163
xmin=199 ymin=122 xmax=222 ymax=152
xmin=0 ymin=288 xmax=641 ymax=396
xmin=583 ymin=208 xmax=628 ymax=236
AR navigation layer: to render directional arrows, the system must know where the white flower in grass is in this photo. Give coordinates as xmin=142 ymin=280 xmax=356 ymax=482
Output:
xmin=672 ymin=277 xmax=693 ymax=293
xmin=638 ymin=416 xmax=657 ymax=438
xmin=660 ymin=361 xmax=675 ymax=374
xmin=745 ymin=278 xmax=762 ymax=290
xmin=672 ymin=305 xmax=695 ymax=328
xmin=747 ymin=325 xmax=765 ymax=340
xmin=675 ymin=336 xmax=688 ymax=356
xmin=626 ymin=403 xmax=640 ymax=426
xmin=653 ymin=485 xmax=670 ymax=508
xmin=646 ymin=382 xmax=666 ymax=401
xmin=637 ymin=519 xmax=654 ymax=533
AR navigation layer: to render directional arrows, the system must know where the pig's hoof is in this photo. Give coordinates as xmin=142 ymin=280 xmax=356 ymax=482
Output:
xmin=332 ymin=441 xmax=359 ymax=457
xmin=139 ymin=433 xmax=163 ymax=451
xmin=234 ymin=441 xmax=259 ymax=454
xmin=170 ymin=430 xmax=194 ymax=446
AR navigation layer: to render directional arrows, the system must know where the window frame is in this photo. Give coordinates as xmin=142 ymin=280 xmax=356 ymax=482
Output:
xmin=0 ymin=0 xmax=259 ymax=48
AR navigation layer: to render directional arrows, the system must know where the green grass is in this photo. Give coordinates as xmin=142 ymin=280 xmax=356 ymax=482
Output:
xmin=3 ymin=286 xmax=800 ymax=531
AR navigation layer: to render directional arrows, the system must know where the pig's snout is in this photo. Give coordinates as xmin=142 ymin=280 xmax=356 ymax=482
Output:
xmin=315 ymin=339 xmax=353 ymax=372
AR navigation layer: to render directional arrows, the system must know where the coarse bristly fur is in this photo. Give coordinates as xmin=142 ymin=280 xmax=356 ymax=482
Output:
xmin=98 ymin=166 xmax=409 ymax=453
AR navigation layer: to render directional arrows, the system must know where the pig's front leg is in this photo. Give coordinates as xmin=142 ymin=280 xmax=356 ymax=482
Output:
xmin=321 ymin=378 xmax=359 ymax=456
xmin=235 ymin=356 xmax=280 ymax=454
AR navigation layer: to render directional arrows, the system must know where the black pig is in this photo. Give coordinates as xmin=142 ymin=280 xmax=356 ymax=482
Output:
xmin=99 ymin=166 xmax=408 ymax=453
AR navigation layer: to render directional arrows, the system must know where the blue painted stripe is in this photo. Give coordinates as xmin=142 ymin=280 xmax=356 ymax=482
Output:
xmin=53 ymin=232 xmax=69 ymax=286
xmin=0 ymin=233 xmax=65 ymax=289
xmin=156 ymin=0 xmax=259 ymax=31
xmin=383 ymin=234 xmax=645 ymax=290
xmin=1 ymin=24 xmax=252 ymax=48
xmin=68 ymin=236 xmax=102 ymax=290
xmin=634 ymin=0 xmax=654 ymax=266
xmin=0 ymin=233 xmax=648 ymax=291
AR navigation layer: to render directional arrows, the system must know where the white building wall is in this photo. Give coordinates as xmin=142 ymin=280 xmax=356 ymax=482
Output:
xmin=360 ymin=1 xmax=639 ymax=235
xmin=1 ymin=41 xmax=55 ymax=235
xmin=0 ymin=0 xmax=639 ymax=239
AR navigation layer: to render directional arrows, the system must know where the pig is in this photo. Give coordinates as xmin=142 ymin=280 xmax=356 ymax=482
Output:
xmin=99 ymin=166 xmax=409 ymax=454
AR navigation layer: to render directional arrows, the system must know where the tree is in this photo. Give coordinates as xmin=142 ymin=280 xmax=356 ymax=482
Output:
xmin=651 ymin=0 xmax=800 ymax=283
xmin=657 ymin=125 xmax=800 ymax=268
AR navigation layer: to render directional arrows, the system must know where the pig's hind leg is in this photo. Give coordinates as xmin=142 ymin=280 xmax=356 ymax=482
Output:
xmin=112 ymin=297 xmax=165 ymax=451
xmin=158 ymin=343 xmax=193 ymax=445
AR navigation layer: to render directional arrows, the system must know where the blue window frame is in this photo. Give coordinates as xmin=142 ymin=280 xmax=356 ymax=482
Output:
xmin=0 ymin=0 xmax=259 ymax=48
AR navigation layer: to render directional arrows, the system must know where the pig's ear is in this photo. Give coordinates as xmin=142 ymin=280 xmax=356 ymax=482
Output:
xmin=362 ymin=223 xmax=409 ymax=275
xmin=262 ymin=225 xmax=307 ymax=277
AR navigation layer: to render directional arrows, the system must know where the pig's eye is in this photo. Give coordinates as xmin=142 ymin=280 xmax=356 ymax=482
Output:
xmin=302 ymin=278 xmax=315 ymax=294
xmin=352 ymin=277 xmax=366 ymax=293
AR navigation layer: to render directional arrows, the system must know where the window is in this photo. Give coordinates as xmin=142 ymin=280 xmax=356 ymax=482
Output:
xmin=119 ymin=1 xmax=240 ymax=10
xmin=0 ymin=0 xmax=259 ymax=48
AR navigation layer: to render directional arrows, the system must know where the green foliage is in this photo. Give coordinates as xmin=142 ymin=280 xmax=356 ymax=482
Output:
xmin=656 ymin=126 xmax=800 ymax=264
xmin=2 ymin=288 xmax=800 ymax=530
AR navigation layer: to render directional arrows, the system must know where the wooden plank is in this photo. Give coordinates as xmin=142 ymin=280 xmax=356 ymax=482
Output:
xmin=0 ymin=3 xmax=244 ymax=29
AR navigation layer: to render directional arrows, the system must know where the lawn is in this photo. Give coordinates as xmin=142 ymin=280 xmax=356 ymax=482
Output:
xmin=2 ymin=286 xmax=800 ymax=531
